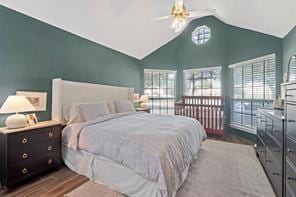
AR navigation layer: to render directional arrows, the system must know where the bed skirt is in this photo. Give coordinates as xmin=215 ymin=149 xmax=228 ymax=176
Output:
xmin=62 ymin=144 xmax=190 ymax=197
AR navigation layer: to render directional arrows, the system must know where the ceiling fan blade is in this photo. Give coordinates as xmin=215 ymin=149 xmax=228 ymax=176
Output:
xmin=188 ymin=9 xmax=216 ymax=18
xmin=154 ymin=15 xmax=171 ymax=20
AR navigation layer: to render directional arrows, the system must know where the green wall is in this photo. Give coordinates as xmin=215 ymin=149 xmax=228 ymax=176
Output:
xmin=141 ymin=16 xmax=283 ymax=136
xmin=0 ymin=6 xmax=141 ymax=126
xmin=283 ymin=26 xmax=296 ymax=73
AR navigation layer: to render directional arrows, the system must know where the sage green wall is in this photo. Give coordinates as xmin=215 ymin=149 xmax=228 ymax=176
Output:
xmin=0 ymin=6 xmax=141 ymax=126
xmin=283 ymin=26 xmax=296 ymax=73
xmin=141 ymin=16 xmax=283 ymax=136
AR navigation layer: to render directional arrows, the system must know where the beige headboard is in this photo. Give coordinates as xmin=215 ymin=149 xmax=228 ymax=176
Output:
xmin=51 ymin=78 xmax=134 ymax=122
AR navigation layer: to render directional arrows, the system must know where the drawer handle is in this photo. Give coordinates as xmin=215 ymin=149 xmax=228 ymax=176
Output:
xmin=22 ymin=153 xmax=28 ymax=159
xmin=272 ymin=148 xmax=279 ymax=153
xmin=286 ymin=94 xmax=294 ymax=97
xmin=48 ymin=159 xmax=53 ymax=164
xmin=288 ymin=176 xmax=296 ymax=181
xmin=22 ymin=168 xmax=28 ymax=174
xmin=288 ymin=148 xmax=295 ymax=153
xmin=266 ymin=124 xmax=272 ymax=127
xmin=261 ymin=120 xmax=267 ymax=123
xmin=22 ymin=138 xmax=28 ymax=144
xmin=48 ymin=132 xmax=53 ymax=138
xmin=288 ymin=120 xmax=296 ymax=123
xmin=273 ymin=172 xmax=280 ymax=176
xmin=48 ymin=146 xmax=52 ymax=151
xmin=266 ymin=159 xmax=272 ymax=163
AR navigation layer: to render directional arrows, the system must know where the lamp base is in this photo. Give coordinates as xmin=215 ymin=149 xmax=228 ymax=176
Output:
xmin=6 ymin=114 xmax=27 ymax=129
xmin=140 ymin=102 xmax=147 ymax=108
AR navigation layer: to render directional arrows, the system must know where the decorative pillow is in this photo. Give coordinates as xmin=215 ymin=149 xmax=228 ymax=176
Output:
xmin=79 ymin=102 xmax=110 ymax=121
xmin=114 ymin=100 xmax=135 ymax=113
xmin=62 ymin=103 xmax=85 ymax=124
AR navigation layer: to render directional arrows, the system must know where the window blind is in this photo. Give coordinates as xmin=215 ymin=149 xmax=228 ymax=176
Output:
xmin=183 ymin=66 xmax=221 ymax=96
xmin=230 ymin=54 xmax=276 ymax=132
xmin=144 ymin=69 xmax=176 ymax=115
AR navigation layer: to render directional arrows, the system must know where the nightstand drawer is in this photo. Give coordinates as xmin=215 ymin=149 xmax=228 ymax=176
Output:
xmin=286 ymin=134 xmax=296 ymax=167
xmin=8 ymin=125 xmax=61 ymax=149
xmin=8 ymin=141 xmax=60 ymax=167
xmin=7 ymin=152 xmax=60 ymax=186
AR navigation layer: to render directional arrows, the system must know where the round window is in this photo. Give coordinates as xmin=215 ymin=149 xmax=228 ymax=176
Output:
xmin=192 ymin=26 xmax=211 ymax=45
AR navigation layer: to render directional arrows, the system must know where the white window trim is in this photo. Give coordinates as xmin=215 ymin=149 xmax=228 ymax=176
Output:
xmin=229 ymin=53 xmax=276 ymax=131
xmin=192 ymin=25 xmax=211 ymax=45
xmin=144 ymin=69 xmax=177 ymax=73
xmin=229 ymin=123 xmax=256 ymax=135
xmin=183 ymin=66 xmax=221 ymax=73
xmin=229 ymin=53 xmax=276 ymax=69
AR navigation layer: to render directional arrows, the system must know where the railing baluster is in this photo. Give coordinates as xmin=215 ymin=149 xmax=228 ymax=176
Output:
xmin=174 ymin=96 xmax=225 ymax=135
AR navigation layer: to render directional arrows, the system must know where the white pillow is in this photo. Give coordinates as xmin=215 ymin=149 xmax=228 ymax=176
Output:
xmin=62 ymin=103 xmax=85 ymax=124
xmin=79 ymin=102 xmax=110 ymax=121
xmin=114 ymin=100 xmax=135 ymax=113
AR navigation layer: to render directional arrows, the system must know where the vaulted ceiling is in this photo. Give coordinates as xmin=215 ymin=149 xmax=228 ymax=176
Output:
xmin=0 ymin=0 xmax=296 ymax=59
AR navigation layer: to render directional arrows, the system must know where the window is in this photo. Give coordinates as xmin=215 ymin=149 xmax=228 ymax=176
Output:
xmin=184 ymin=67 xmax=221 ymax=96
xmin=230 ymin=54 xmax=276 ymax=132
xmin=192 ymin=25 xmax=211 ymax=45
xmin=288 ymin=55 xmax=296 ymax=81
xmin=144 ymin=69 xmax=176 ymax=115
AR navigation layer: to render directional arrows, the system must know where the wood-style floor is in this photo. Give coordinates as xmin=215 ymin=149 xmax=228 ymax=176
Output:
xmin=0 ymin=133 xmax=254 ymax=197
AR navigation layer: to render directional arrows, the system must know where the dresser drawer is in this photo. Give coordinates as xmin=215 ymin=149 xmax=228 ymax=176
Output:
xmin=266 ymin=150 xmax=282 ymax=197
xmin=7 ymin=152 xmax=60 ymax=186
xmin=8 ymin=141 xmax=60 ymax=167
xmin=286 ymin=103 xmax=296 ymax=122
xmin=286 ymin=185 xmax=294 ymax=197
xmin=271 ymin=119 xmax=283 ymax=145
xmin=257 ymin=117 xmax=266 ymax=141
xmin=266 ymin=134 xmax=282 ymax=167
xmin=8 ymin=125 xmax=61 ymax=149
xmin=286 ymin=134 xmax=296 ymax=167
xmin=286 ymin=159 xmax=296 ymax=197
xmin=287 ymin=121 xmax=296 ymax=140
xmin=286 ymin=84 xmax=296 ymax=102
xmin=257 ymin=135 xmax=266 ymax=166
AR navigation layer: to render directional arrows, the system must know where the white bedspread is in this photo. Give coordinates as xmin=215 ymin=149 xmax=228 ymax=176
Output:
xmin=63 ymin=112 xmax=206 ymax=197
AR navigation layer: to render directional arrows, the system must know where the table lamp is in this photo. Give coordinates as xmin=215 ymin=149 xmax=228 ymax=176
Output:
xmin=139 ymin=95 xmax=149 ymax=108
xmin=0 ymin=95 xmax=35 ymax=129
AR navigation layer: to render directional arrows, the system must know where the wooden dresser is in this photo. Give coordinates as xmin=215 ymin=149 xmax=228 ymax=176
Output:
xmin=0 ymin=121 xmax=62 ymax=188
xmin=257 ymin=109 xmax=285 ymax=197
xmin=283 ymin=82 xmax=296 ymax=196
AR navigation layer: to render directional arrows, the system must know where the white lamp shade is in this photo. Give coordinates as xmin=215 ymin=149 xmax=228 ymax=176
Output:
xmin=0 ymin=95 xmax=35 ymax=114
xmin=139 ymin=95 xmax=149 ymax=102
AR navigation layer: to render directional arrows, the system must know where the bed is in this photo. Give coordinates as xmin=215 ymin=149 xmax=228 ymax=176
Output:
xmin=52 ymin=78 xmax=207 ymax=197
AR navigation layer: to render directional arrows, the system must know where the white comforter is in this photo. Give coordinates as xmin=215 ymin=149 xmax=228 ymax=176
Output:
xmin=63 ymin=112 xmax=206 ymax=197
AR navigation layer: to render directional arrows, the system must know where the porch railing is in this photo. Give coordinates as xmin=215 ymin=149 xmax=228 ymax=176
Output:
xmin=175 ymin=96 xmax=225 ymax=135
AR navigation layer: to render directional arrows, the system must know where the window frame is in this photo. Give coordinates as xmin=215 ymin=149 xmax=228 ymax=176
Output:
xmin=183 ymin=66 xmax=222 ymax=96
xmin=229 ymin=54 xmax=276 ymax=133
xmin=192 ymin=25 xmax=211 ymax=45
xmin=144 ymin=69 xmax=176 ymax=115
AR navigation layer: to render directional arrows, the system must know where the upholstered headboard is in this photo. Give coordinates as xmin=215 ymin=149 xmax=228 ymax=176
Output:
xmin=51 ymin=78 xmax=134 ymax=122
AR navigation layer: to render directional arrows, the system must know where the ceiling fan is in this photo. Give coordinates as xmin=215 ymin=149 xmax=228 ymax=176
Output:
xmin=155 ymin=0 xmax=216 ymax=32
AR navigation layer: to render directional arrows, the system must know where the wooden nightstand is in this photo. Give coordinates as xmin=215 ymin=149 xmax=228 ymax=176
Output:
xmin=0 ymin=120 xmax=63 ymax=188
xmin=136 ymin=107 xmax=151 ymax=113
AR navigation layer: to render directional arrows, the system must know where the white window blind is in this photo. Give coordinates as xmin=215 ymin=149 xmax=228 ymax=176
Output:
xmin=289 ymin=56 xmax=296 ymax=81
xmin=230 ymin=54 xmax=276 ymax=132
xmin=183 ymin=67 xmax=221 ymax=96
xmin=144 ymin=69 xmax=176 ymax=115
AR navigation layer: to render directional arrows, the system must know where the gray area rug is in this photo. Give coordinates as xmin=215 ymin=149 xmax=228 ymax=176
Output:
xmin=66 ymin=140 xmax=275 ymax=197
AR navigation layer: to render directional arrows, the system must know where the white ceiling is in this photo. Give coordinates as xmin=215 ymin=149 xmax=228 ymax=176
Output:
xmin=0 ymin=0 xmax=296 ymax=59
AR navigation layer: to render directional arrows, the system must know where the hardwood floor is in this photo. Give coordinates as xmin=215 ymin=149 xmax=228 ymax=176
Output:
xmin=0 ymin=133 xmax=254 ymax=197
xmin=0 ymin=167 xmax=88 ymax=197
